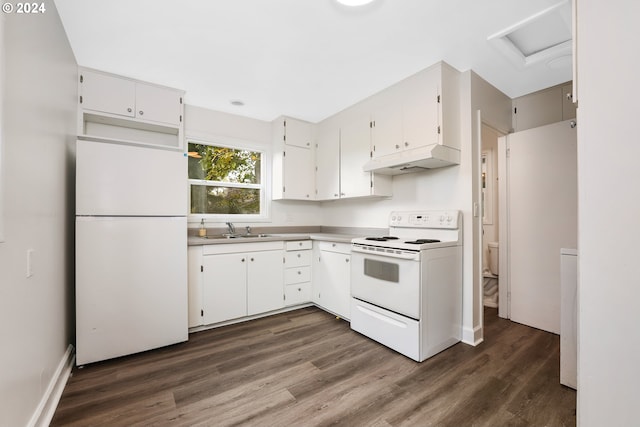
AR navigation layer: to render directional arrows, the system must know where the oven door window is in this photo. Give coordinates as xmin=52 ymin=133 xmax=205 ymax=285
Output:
xmin=364 ymin=259 xmax=399 ymax=283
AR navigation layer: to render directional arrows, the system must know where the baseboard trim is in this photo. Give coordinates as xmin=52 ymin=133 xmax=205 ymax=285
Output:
xmin=462 ymin=325 xmax=484 ymax=346
xmin=28 ymin=344 xmax=75 ymax=427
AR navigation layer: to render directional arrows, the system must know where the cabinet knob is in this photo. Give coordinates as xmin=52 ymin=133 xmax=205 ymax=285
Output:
xmin=298 ymin=287 xmax=302 ymax=291
xmin=250 ymin=257 xmax=254 ymax=262
xmin=127 ymin=107 xmax=132 ymax=113
xmin=297 ymin=253 xmax=301 ymax=258
xmin=340 ymin=193 xmax=345 ymax=196
xmin=332 ymin=243 xmax=336 ymax=247
xmin=334 ymin=193 xmax=339 ymax=197
xmin=139 ymin=110 xmax=144 ymax=115
xmin=404 ymin=141 xmax=409 ymax=147
xmin=345 ymin=258 xmax=349 ymax=263
xmin=298 ymin=242 xmax=303 ymax=246
xmin=241 ymin=258 xmax=245 ymax=262
xmin=566 ymin=93 xmax=573 ymax=100
xmin=395 ymin=144 xmax=400 ymax=149
xmin=298 ymin=270 xmax=302 ymax=275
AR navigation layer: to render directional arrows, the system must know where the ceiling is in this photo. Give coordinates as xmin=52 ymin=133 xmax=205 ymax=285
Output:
xmin=53 ymin=0 xmax=572 ymax=123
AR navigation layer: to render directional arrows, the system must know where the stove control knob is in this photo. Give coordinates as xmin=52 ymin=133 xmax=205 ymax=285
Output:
xmin=439 ymin=215 xmax=445 ymax=222
xmin=391 ymin=215 xmax=396 ymax=221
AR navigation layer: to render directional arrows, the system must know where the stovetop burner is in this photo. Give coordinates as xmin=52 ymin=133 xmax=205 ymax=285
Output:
xmin=404 ymin=239 xmax=441 ymax=244
xmin=365 ymin=236 xmax=399 ymax=241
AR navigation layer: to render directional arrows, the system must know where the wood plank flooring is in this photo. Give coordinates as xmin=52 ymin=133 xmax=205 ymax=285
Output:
xmin=52 ymin=307 xmax=576 ymax=426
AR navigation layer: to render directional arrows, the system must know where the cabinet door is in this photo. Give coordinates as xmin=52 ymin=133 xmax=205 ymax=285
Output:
xmin=371 ymin=103 xmax=403 ymax=158
xmin=247 ymin=250 xmax=284 ymax=315
xmin=284 ymin=117 xmax=313 ymax=148
xmin=202 ymin=253 xmax=247 ymax=324
xmin=317 ymin=250 xmax=351 ymax=319
xmin=283 ymin=145 xmax=315 ymax=200
xmin=80 ymin=70 xmax=135 ymax=118
xmin=340 ymin=116 xmax=372 ymax=198
xmin=316 ymin=124 xmax=340 ymax=200
xmin=402 ymin=72 xmax=440 ymax=150
xmin=135 ymin=83 xmax=182 ymax=126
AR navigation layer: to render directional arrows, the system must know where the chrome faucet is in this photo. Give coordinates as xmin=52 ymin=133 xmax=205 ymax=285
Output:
xmin=246 ymin=226 xmax=252 ymax=235
xmin=225 ymin=222 xmax=236 ymax=235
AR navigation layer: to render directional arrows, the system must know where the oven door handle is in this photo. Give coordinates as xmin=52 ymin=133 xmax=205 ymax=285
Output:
xmin=351 ymin=245 xmax=420 ymax=260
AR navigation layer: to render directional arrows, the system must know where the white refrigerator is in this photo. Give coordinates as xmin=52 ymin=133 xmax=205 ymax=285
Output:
xmin=75 ymin=139 xmax=188 ymax=365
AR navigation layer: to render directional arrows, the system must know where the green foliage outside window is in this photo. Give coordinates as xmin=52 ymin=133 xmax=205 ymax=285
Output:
xmin=188 ymin=142 xmax=262 ymax=215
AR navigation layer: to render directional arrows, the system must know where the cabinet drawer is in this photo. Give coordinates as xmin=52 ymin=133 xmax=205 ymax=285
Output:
xmin=284 ymin=250 xmax=312 ymax=267
xmin=284 ymin=282 xmax=311 ymax=306
xmin=286 ymin=240 xmax=312 ymax=251
xmin=285 ymin=266 xmax=311 ymax=284
xmin=318 ymin=241 xmax=351 ymax=254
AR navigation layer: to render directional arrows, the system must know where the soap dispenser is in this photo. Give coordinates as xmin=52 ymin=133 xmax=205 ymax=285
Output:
xmin=198 ymin=218 xmax=207 ymax=237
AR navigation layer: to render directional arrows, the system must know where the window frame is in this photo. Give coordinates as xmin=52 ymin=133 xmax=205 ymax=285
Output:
xmin=186 ymin=135 xmax=271 ymax=224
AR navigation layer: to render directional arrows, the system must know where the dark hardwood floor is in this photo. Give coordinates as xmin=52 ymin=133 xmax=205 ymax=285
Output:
xmin=52 ymin=307 xmax=576 ymax=426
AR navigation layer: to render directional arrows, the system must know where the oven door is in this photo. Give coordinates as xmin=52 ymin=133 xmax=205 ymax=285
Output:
xmin=350 ymin=248 xmax=420 ymax=319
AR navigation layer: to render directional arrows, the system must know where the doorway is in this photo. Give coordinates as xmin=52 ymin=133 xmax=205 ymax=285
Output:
xmin=480 ymin=124 xmax=503 ymax=314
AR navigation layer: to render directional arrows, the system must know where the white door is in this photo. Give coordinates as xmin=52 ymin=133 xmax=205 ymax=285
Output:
xmin=505 ymin=120 xmax=577 ymax=334
xmin=340 ymin=116 xmax=372 ymax=198
xmin=135 ymin=82 xmax=182 ymax=126
xmin=283 ymin=145 xmax=314 ymax=200
xmin=203 ymin=253 xmax=247 ymax=324
xmin=75 ymin=216 xmax=188 ymax=365
xmin=317 ymin=249 xmax=351 ymax=319
xmin=247 ymin=250 xmax=284 ymax=315
xmin=76 ymin=140 xmax=187 ymax=216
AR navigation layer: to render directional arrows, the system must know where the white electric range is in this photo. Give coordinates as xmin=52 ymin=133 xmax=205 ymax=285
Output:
xmin=350 ymin=210 xmax=463 ymax=362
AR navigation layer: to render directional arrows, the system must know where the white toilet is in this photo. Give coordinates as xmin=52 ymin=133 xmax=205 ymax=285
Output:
xmin=488 ymin=242 xmax=499 ymax=277
xmin=484 ymin=241 xmax=500 ymax=307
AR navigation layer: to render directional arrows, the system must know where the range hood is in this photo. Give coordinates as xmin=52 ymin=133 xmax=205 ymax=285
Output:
xmin=363 ymin=144 xmax=460 ymax=175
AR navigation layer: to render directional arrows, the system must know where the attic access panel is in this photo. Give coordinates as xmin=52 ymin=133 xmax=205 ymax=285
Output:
xmin=488 ymin=0 xmax=572 ymax=68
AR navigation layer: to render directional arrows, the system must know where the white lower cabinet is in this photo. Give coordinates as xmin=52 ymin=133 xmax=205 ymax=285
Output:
xmin=313 ymin=241 xmax=351 ymax=319
xmin=247 ymin=250 xmax=285 ymax=315
xmin=188 ymin=242 xmax=284 ymax=327
xmin=284 ymin=241 xmax=312 ymax=306
xmin=203 ymin=252 xmax=247 ymax=325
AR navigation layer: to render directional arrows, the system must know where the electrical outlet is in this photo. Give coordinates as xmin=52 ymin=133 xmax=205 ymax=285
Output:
xmin=26 ymin=249 xmax=34 ymax=278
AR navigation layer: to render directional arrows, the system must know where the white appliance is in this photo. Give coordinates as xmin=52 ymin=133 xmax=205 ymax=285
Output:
xmin=75 ymin=139 xmax=188 ymax=365
xmin=350 ymin=210 xmax=462 ymax=362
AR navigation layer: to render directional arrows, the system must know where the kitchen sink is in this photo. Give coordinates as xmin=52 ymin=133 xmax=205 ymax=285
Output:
xmin=199 ymin=233 xmax=272 ymax=239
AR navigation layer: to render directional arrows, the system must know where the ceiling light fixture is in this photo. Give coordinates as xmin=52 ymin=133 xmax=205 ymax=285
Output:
xmin=230 ymin=100 xmax=245 ymax=106
xmin=336 ymin=0 xmax=375 ymax=6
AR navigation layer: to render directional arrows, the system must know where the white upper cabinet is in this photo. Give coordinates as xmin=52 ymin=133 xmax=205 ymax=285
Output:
xmin=80 ymin=70 xmax=136 ymax=118
xmin=315 ymin=123 xmax=340 ymax=200
xmin=135 ymin=82 xmax=183 ymax=126
xmin=340 ymin=115 xmax=391 ymax=199
xmin=370 ymin=90 xmax=403 ymax=158
xmin=512 ymin=81 xmax=575 ymax=132
xmin=78 ymin=67 xmax=184 ymax=149
xmin=282 ymin=117 xmax=313 ymax=148
xmin=315 ymin=115 xmax=391 ymax=201
xmin=272 ymin=116 xmax=316 ymax=200
xmin=371 ymin=61 xmax=460 ymax=158
xmin=79 ymin=68 xmax=183 ymax=127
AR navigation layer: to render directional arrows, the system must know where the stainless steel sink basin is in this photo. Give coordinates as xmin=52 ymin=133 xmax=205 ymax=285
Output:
xmin=199 ymin=233 xmax=272 ymax=239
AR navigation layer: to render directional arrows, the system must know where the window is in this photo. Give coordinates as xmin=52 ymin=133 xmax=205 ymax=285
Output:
xmin=188 ymin=139 xmax=268 ymax=219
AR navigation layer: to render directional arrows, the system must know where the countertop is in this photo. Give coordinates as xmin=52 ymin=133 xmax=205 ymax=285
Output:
xmin=187 ymin=232 xmax=363 ymax=246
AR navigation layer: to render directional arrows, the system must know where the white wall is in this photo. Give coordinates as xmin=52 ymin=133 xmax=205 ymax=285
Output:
xmin=0 ymin=1 xmax=78 ymax=425
xmin=577 ymin=2 xmax=640 ymax=426
xmin=184 ymin=105 xmax=321 ymax=227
